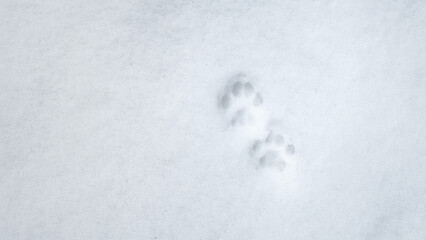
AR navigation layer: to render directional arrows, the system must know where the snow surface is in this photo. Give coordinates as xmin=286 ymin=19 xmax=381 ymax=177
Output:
xmin=1 ymin=0 xmax=425 ymax=239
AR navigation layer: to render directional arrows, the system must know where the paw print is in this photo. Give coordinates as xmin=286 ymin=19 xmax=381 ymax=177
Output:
xmin=250 ymin=131 xmax=296 ymax=171
xmin=219 ymin=74 xmax=264 ymax=127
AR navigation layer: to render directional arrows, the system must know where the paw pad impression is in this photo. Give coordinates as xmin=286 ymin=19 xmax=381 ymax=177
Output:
xmin=220 ymin=75 xmax=264 ymax=128
xmin=250 ymin=131 xmax=295 ymax=171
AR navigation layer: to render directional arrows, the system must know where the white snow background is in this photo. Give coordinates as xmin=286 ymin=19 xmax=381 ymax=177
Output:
xmin=1 ymin=0 xmax=425 ymax=239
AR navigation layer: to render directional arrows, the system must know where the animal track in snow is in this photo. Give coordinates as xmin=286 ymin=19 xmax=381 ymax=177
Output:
xmin=219 ymin=73 xmax=297 ymax=172
xmin=250 ymin=131 xmax=296 ymax=171
xmin=219 ymin=74 xmax=267 ymax=137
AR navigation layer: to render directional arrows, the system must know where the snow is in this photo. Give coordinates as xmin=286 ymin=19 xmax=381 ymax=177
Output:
xmin=1 ymin=0 xmax=425 ymax=239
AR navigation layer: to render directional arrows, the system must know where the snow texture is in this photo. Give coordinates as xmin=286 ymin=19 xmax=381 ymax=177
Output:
xmin=1 ymin=0 xmax=425 ymax=239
